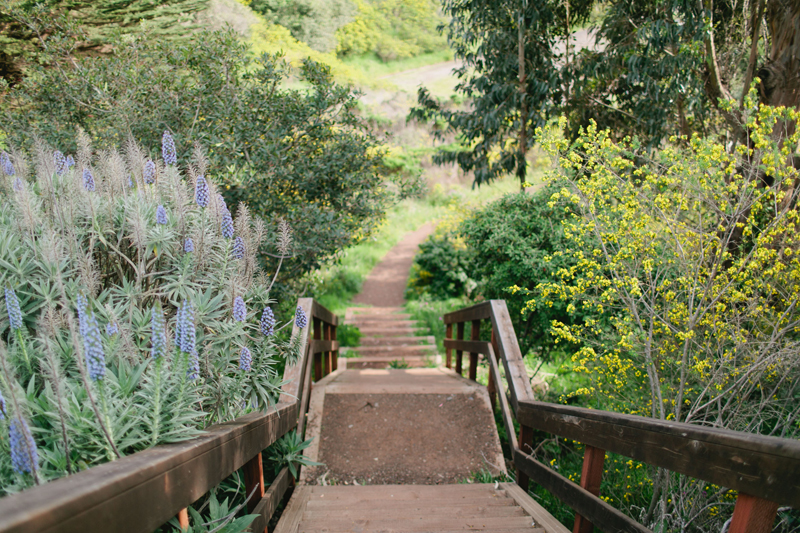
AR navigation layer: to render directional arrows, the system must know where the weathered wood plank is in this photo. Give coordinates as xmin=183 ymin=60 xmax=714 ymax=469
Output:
xmin=443 ymin=339 xmax=491 ymax=355
xmin=573 ymin=445 xmax=606 ymax=533
xmin=243 ymin=453 xmax=265 ymax=514
xmin=279 ymin=298 xmax=315 ymax=403
xmin=728 ymin=493 xmax=779 ymax=533
xmin=0 ymin=403 xmax=298 ymax=533
xmin=310 ymin=301 xmax=338 ymax=326
xmin=443 ymin=301 xmax=492 ymax=324
xmin=501 ymin=483 xmax=570 ymax=533
xmin=514 ymin=449 xmax=653 ymax=533
xmin=488 ymin=300 xmax=534 ymax=411
xmin=249 ymin=467 xmax=291 ymax=533
xmin=517 ymin=401 xmax=800 ymax=506
xmin=487 ymin=347 xmax=518 ymax=452
xmin=308 ymin=340 xmax=339 ymax=354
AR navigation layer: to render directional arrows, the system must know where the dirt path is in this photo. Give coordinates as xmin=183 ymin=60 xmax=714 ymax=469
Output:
xmin=352 ymin=222 xmax=435 ymax=307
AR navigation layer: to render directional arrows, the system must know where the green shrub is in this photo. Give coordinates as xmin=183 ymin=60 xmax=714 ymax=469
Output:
xmin=405 ymin=231 xmax=474 ymax=301
xmin=0 ymin=134 xmax=300 ymax=495
xmin=249 ymin=0 xmax=355 ymax=52
xmin=336 ymin=324 xmax=362 ymax=347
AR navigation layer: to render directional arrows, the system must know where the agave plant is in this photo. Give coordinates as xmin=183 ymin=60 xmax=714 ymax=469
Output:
xmin=0 ymin=130 xmax=302 ymax=494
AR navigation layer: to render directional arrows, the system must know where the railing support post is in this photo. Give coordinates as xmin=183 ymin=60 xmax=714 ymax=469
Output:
xmin=728 ymin=493 xmax=779 ymax=533
xmin=445 ymin=323 xmax=453 ymax=369
xmin=313 ymin=318 xmax=322 ymax=382
xmin=243 ymin=452 xmax=266 ymax=514
xmin=177 ymin=508 xmax=190 ymax=531
xmin=324 ymin=323 xmax=333 ymax=377
xmin=488 ymin=328 xmax=498 ymax=410
xmin=469 ymin=319 xmax=480 ymax=381
xmin=572 ymin=445 xmax=606 ymax=533
xmin=517 ymin=424 xmax=533 ymax=491
xmin=456 ymin=322 xmax=465 ymax=375
xmin=331 ymin=323 xmax=338 ymax=372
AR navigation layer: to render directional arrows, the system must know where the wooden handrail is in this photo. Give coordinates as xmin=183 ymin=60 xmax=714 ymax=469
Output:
xmin=517 ymin=400 xmax=800 ymax=508
xmin=0 ymin=298 xmax=340 ymax=533
xmin=443 ymin=299 xmax=799 ymax=533
xmin=0 ymin=403 xmax=298 ymax=533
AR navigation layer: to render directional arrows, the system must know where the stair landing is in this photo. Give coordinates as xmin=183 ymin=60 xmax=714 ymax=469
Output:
xmin=300 ymin=368 xmax=505 ymax=486
xmin=275 ymin=483 xmax=568 ymax=533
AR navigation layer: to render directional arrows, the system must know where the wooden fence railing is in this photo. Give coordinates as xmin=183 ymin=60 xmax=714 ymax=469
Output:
xmin=0 ymin=297 xmax=338 ymax=533
xmin=444 ymin=300 xmax=800 ymax=533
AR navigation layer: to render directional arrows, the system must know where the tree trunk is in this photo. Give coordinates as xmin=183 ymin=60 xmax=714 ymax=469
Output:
xmin=759 ymin=0 xmax=800 ymax=139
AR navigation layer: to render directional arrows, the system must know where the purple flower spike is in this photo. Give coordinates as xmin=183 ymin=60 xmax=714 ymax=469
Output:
xmin=80 ymin=308 xmax=106 ymax=381
xmin=162 ymin=131 xmax=177 ymax=166
xmin=1 ymin=152 xmax=15 ymax=176
xmin=195 ymin=175 xmax=209 ymax=208
xmin=106 ymin=322 xmax=118 ymax=336
xmin=184 ymin=238 xmax=194 ymax=253
xmin=295 ymin=305 xmax=307 ymax=329
xmin=9 ymin=417 xmax=38 ymax=475
xmin=232 ymin=237 xmax=245 ymax=259
xmin=156 ymin=205 xmax=168 ymax=225
xmin=260 ymin=307 xmax=275 ymax=336
xmin=54 ymin=151 xmax=67 ymax=176
xmin=0 ymin=389 xmax=6 ymax=420
xmin=150 ymin=306 xmax=167 ymax=360
xmin=82 ymin=168 xmax=95 ymax=192
xmin=176 ymin=300 xmax=196 ymax=355
xmin=12 ymin=178 xmax=22 ymax=192
xmin=221 ymin=208 xmax=234 ymax=239
xmin=66 ymin=154 xmax=75 ymax=169
xmin=144 ymin=159 xmax=156 ymax=184
xmin=239 ymin=346 xmax=252 ymax=371
xmin=188 ymin=351 xmax=199 ymax=380
xmin=233 ymin=296 xmax=246 ymax=322
xmin=5 ymin=287 xmax=22 ymax=331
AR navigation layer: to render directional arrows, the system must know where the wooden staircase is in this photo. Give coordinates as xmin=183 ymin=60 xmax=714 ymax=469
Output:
xmin=343 ymin=307 xmax=438 ymax=368
xmin=276 ymin=484 xmax=566 ymax=533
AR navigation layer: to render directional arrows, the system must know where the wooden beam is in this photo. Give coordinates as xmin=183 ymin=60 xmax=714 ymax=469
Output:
xmin=517 ymin=400 xmax=800 ymax=506
xmin=455 ymin=322 xmax=465 ymax=376
xmin=488 ymin=300 xmax=534 ymax=412
xmin=573 ymin=446 xmax=606 ymax=533
xmin=243 ymin=453 xmax=265 ymax=514
xmin=728 ymin=493 xmax=779 ymax=533
xmin=445 ymin=323 xmax=453 ymax=369
xmin=443 ymin=339 xmax=491 ymax=355
xmin=443 ymin=301 xmax=492 ymax=324
xmin=0 ymin=403 xmax=298 ymax=533
xmin=249 ymin=467 xmax=291 ymax=533
xmin=514 ymin=449 xmax=653 ymax=533
xmin=517 ymin=425 xmax=533 ymax=491
xmin=469 ymin=319 xmax=480 ymax=381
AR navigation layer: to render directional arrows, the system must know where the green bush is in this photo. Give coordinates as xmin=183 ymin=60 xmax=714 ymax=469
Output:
xmin=0 ymin=134 xmax=300 ymax=495
xmin=405 ymin=231 xmax=474 ymax=301
xmin=249 ymin=0 xmax=355 ymax=52
xmin=336 ymin=324 xmax=362 ymax=347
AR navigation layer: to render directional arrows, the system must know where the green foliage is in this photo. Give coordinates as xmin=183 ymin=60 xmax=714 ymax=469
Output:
xmin=410 ymin=0 xmax=594 ymax=185
xmin=165 ymin=489 xmax=257 ymax=533
xmin=388 ymin=358 xmax=409 ymax=369
xmin=336 ymin=0 xmax=446 ymax=61
xmin=0 ymin=135 xmax=297 ymax=494
xmin=266 ymin=430 xmax=321 ymax=479
xmin=248 ymin=0 xmax=354 ymax=52
xmin=0 ymin=27 xmax=391 ymax=288
xmin=405 ymin=231 xmax=473 ymax=301
xmin=336 ymin=324 xmax=362 ymax=347
xmin=404 ymin=296 xmax=469 ymax=354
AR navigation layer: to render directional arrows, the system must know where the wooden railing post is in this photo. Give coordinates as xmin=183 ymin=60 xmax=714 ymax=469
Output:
xmin=177 ymin=509 xmax=189 ymax=531
xmin=573 ymin=445 xmax=606 ymax=533
xmin=487 ymin=328 xmax=498 ymax=409
xmin=728 ymin=493 xmax=779 ymax=533
xmin=455 ymin=322 xmax=465 ymax=375
xmin=324 ymin=323 xmax=333 ymax=378
xmin=469 ymin=319 xmax=480 ymax=381
xmin=445 ymin=323 xmax=453 ymax=369
xmin=331 ymin=323 xmax=338 ymax=372
xmin=313 ymin=318 xmax=322 ymax=382
xmin=517 ymin=424 xmax=533 ymax=491
xmin=243 ymin=453 xmax=266 ymax=514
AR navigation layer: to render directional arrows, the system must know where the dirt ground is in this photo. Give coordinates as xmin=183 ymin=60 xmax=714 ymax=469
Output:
xmin=312 ymin=393 xmax=504 ymax=485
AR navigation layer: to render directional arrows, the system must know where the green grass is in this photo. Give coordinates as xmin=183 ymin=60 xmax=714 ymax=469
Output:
xmin=341 ymin=50 xmax=454 ymax=78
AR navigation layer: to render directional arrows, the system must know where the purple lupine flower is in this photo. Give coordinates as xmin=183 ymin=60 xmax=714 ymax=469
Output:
xmin=82 ymin=168 xmax=95 ymax=192
xmin=66 ymin=154 xmax=75 ymax=169
xmin=106 ymin=322 xmax=118 ymax=336
xmin=156 ymin=205 xmax=168 ymax=225
xmin=81 ymin=309 xmax=106 ymax=380
xmin=295 ymin=305 xmax=308 ymax=329
xmin=218 ymin=194 xmax=228 ymax=212
xmin=176 ymin=300 xmax=196 ymax=355
xmin=187 ymin=351 xmax=199 ymax=380
xmin=233 ymin=296 xmax=246 ymax=322
xmin=9 ymin=417 xmax=38 ymax=475
xmin=162 ymin=131 xmax=177 ymax=166
xmin=221 ymin=207 xmax=234 ymax=239
xmin=195 ymin=175 xmax=209 ymax=208
xmin=232 ymin=237 xmax=245 ymax=259
xmin=12 ymin=178 xmax=23 ymax=192
xmin=184 ymin=238 xmax=194 ymax=253
xmin=0 ymin=389 xmax=6 ymax=420
xmin=239 ymin=346 xmax=252 ymax=371
xmin=54 ymin=151 xmax=67 ymax=176
xmin=151 ymin=306 xmax=167 ymax=360
xmin=143 ymin=159 xmax=156 ymax=184
xmin=260 ymin=307 xmax=275 ymax=336
xmin=5 ymin=287 xmax=22 ymax=331
xmin=1 ymin=152 xmax=15 ymax=176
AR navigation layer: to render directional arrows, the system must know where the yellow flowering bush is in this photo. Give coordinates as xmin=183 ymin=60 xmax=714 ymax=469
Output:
xmin=532 ymin=96 xmax=800 ymax=530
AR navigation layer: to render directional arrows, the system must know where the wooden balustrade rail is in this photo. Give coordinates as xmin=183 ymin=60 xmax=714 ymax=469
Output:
xmin=444 ymin=300 xmax=800 ymax=533
xmin=0 ymin=298 xmax=339 ymax=533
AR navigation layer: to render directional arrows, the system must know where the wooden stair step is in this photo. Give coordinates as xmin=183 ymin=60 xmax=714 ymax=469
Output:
xmin=308 ymin=483 xmax=498 ymax=496
xmin=298 ymin=516 xmax=540 ymax=532
xmin=356 ymin=327 xmax=420 ymax=336
xmin=305 ymin=496 xmax=518 ymax=510
xmin=359 ymin=335 xmax=436 ymax=346
xmin=345 ymin=314 xmax=412 ymax=322
xmin=344 ymin=357 xmax=434 ymax=369
xmin=349 ymin=345 xmax=437 ymax=355
xmin=303 ymin=505 xmax=525 ymax=520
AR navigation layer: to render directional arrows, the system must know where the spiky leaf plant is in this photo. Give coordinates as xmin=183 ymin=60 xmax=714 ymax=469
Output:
xmin=0 ymin=132 xmax=301 ymax=495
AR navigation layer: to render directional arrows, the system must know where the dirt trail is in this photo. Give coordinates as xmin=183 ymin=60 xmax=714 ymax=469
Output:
xmin=352 ymin=222 xmax=435 ymax=307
